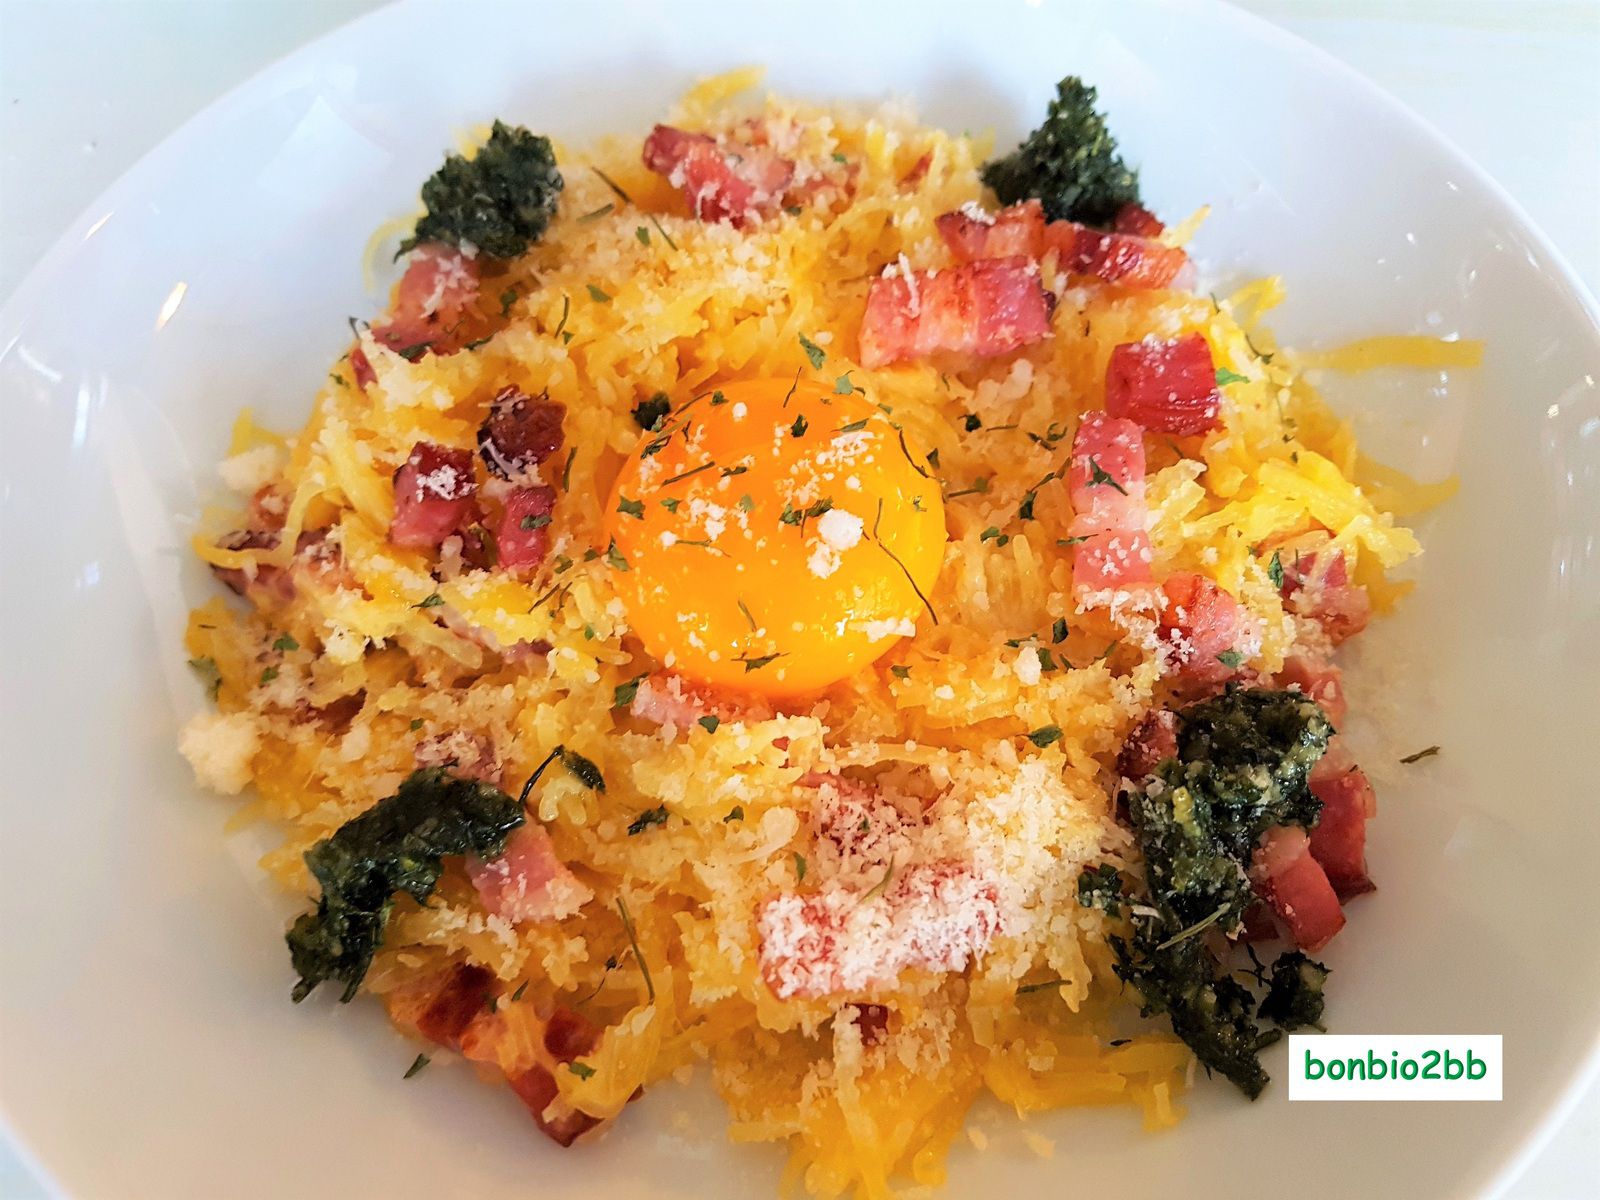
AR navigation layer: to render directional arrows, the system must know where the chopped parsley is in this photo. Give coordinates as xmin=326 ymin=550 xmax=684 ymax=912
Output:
xmin=567 ymin=1061 xmax=596 ymax=1081
xmin=1086 ymin=457 xmax=1128 ymax=494
xmin=799 ymin=333 xmax=826 ymax=368
xmin=723 ymin=806 xmax=744 ymax=823
xmin=414 ymin=592 xmax=444 ymax=609
xmin=1027 ymin=725 xmax=1063 ymax=748
xmin=520 ymin=513 xmax=552 ymax=530
xmin=632 ymin=392 xmax=671 ymax=431
xmin=616 ymin=496 xmax=645 ymax=519
xmin=1399 ymin=745 xmax=1441 ymax=764
xmin=604 ymin=540 xmax=629 ymax=571
xmin=835 ymin=374 xmax=858 ymax=396
xmin=890 ymin=664 xmax=911 ymax=681
xmin=838 ymin=417 xmax=870 ymax=432
xmin=557 ymin=747 xmax=606 ymax=792
xmin=404 ymin=1053 xmax=431 ymax=1079
xmin=636 ymin=225 xmax=650 ymax=246
xmin=613 ymin=673 xmax=647 ymax=708
xmin=627 ymin=805 xmax=670 ymax=835
xmin=1267 ymin=550 xmax=1285 ymax=590
xmin=793 ymin=853 xmax=807 ymax=882
xmin=272 ymin=634 xmax=299 ymax=653
xmin=791 ymin=413 xmax=809 ymax=437
xmin=1216 ymin=367 xmax=1249 ymax=387
xmin=259 ymin=666 xmax=279 ymax=686
xmin=188 ymin=656 xmax=222 ymax=699
xmin=1217 ymin=649 xmax=1245 ymax=669
xmin=1051 ymin=617 xmax=1068 ymax=643
xmin=698 ymin=715 xmax=720 ymax=734
xmin=586 ymin=283 xmax=612 ymax=304
xmin=735 ymin=651 xmax=785 ymax=673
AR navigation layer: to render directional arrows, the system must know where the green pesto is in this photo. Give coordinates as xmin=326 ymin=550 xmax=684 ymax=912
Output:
xmin=1257 ymin=950 xmax=1330 ymax=1032
xmin=1113 ymin=686 xmax=1334 ymax=1098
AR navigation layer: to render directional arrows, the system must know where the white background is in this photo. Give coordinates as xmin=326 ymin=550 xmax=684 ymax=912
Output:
xmin=0 ymin=1 xmax=1595 ymax=1195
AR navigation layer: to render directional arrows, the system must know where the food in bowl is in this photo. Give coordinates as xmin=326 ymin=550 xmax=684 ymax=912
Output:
xmin=179 ymin=68 xmax=1478 ymax=1196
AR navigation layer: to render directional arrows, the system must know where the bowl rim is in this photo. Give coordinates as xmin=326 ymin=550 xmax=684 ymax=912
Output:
xmin=1 ymin=2 xmax=1597 ymax=1197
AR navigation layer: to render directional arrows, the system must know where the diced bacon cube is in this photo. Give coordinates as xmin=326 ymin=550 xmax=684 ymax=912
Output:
xmin=1309 ymin=764 xmax=1376 ymax=899
xmin=1072 ymin=529 xmax=1155 ymax=594
xmin=1276 ymin=654 xmax=1348 ymax=726
xmin=1117 ymin=709 xmax=1179 ymax=779
xmin=1252 ymin=826 xmax=1346 ymax=952
xmin=414 ymin=963 xmax=497 ymax=1049
xmin=478 ymin=387 xmax=566 ymax=481
xmin=936 ymin=199 xmax=1047 ymax=263
xmin=627 ymin=672 xmax=773 ymax=730
xmin=372 ymin=243 xmax=482 ymax=358
xmin=642 ymin=123 xmax=794 ymax=227
xmin=1105 ymin=334 xmax=1222 ymax=436
xmin=506 ymin=1065 xmax=602 ymax=1147
xmin=543 ymin=1007 xmax=601 ymax=1062
xmin=1046 ymin=221 xmax=1190 ymax=290
xmin=1158 ymin=571 xmax=1245 ymax=681
xmin=1277 ymin=537 xmax=1372 ymax=645
xmin=495 ymin=485 xmax=557 ymax=574
xmin=1112 ymin=203 xmax=1166 ymax=238
xmin=857 ymin=256 xmax=1054 ymax=368
xmin=469 ymin=824 xmax=592 ymax=924
xmin=1067 ymin=412 xmax=1147 ymax=534
xmin=391 ymin=442 xmax=477 ymax=550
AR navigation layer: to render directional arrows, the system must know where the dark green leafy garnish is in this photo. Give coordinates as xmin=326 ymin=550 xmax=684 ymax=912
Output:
xmin=981 ymin=76 xmax=1140 ymax=227
xmin=404 ymin=121 xmax=563 ymax=259
xmin=617 ymin=496 xmax=645 ymax=520
xmin=1027 ymin=724 xmax=1062 ymax=748
xmin=1257 ymin=950 xmax=1329 ymax=1031
xmin=794 ymin=852 xmax=808 ymax=882
xmin=521 ymin=513 xmax=552 ymax=530
xmin=799 ymin=333 xmax=826 ymax=368
xmin=587 ymin=284 xmax=612 ymax=304
xmin=1112 ymin=686 xmax=1334 ymax=1098
xmin=567 ymin=1061 xmax=596 ymax=1080
xmin=1399 ymin=745 xmax=1441 ymax=764
xmin=632 ymin=392 xmax=672 ymax=432
xmin=1216 ymin=367 xmax=1248 ymax=387
xmin=272 ymin=633 xmax=300 ymax=653
xmin=286 ymin=769 xmax=524 ymax=1003
xmin=723 ymin=805 xmax=744 ymax=823
xmin=414 ymin=592 xmax=444 ymax=609
xmin=1217 ymin=649 xmax=1245 ymax=669
xmin=791 ymin=413 xmax=809 ymax=438
xmin=404 ymin=1053 xmax=431 ymax=1079
xmin=698 ymin=715 xmax=720 ymax=734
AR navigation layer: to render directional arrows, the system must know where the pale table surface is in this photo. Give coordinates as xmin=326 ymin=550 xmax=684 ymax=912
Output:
xmin=1 ymin=1 xmax=1596 ymax=1196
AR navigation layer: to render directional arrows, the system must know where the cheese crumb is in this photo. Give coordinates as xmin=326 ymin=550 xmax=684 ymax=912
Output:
xmin=1022 ymin=1130 xmax=1055 ymax=1159
xmin=179 ymin=711 xmax=261 ymax=794
xmin=217 ymin=444 xmax=285 ymax=494
xmin=816 ymin=507 xmax=864 ymax=551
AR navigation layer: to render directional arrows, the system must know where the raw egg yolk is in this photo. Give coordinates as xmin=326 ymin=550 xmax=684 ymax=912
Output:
xmin=603 ymin=377 xmax=945 ymax=696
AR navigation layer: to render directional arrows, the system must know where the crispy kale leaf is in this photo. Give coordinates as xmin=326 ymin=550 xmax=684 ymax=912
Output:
xmin=1114 ymin=686 xmax=1335 ymax=1096
xmin=981 ymin=76 xmax=1141 ymax=227
xmin=286 ymin=769 xmax=524 ymax=1002
xmin=403 ymin=120 xmax=563 ymax=259
xmin=1258 ymin=950 xmax=1330 ymax=1031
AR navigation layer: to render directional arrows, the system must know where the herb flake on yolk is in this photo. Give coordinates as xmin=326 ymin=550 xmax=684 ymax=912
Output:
xmin=603 ymin=378 xmax=945 ymax=695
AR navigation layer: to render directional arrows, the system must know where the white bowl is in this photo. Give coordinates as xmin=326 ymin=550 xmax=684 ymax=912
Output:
xmin=2 ymin=1 xmax=1597 ymax=1197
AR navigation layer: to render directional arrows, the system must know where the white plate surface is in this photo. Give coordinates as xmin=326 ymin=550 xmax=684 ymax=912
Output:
xmin=2 ymin=2 xmax=1598 ymax=1197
